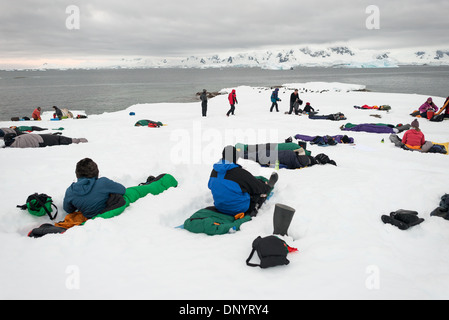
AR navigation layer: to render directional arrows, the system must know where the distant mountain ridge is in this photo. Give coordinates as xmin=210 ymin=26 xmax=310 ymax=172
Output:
xmin=23 ymin=45 xmax=449 ymax=70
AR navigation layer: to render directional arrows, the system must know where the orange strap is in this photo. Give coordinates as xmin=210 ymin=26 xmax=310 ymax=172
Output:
xmin=234 ymin=212 xmax=245 ymax=220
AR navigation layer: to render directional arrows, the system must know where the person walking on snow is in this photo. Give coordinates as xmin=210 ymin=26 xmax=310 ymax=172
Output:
xmin=226 ymin=89 xmax=238 ymax=117
xmin=270 ymin=88 xmax=281 ymax=112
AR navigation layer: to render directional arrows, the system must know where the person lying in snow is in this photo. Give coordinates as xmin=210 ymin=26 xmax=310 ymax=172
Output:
xmin=2 ymin=133 xmax=87 ymax=148
xmin=208 ymin=146 xmax=278 ymax=217
xmin=134 ymin=119 xmax=164 ymax=127
xmin=0 ymin=126 xmax=48 ymax=138
xmin=294 ymin=134 xmax=354 ymax=146
xmin=308 ymin=112 xmax=346 ymax=121
xmin=243 ymin=146 xmax=336 ymax=169
xmin=340 ymin=122 xmax=410 ymax=134
xmin=28 ymin=158 xmax=178 ymax=237
xmin=275 ymin=150 xmax=336 ymax=169
xmin=354 ymin=105 xmax=391 ymax=111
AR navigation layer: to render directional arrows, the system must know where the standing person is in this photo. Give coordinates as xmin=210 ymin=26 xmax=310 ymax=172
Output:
xmin=200 ymin=89 xmax=208 ymax=117
xmin=226 ymin=89 xmax=238 ymax=117
xmin=53 ymin=106 xmax=63 ymax=120
xmin=289 ymin=89 xmax=303 ymax=115
xmin=31 ymin=107 xmax=42 ymax=120
xmin=270 ymin=88 xmax=281 ymax=112
xmin=419 ymin=97 xmax=439 ymax=118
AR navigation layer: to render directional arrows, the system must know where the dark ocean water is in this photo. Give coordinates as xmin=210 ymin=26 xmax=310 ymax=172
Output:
xmin=0 ymin=66 xmax=448 ymax=121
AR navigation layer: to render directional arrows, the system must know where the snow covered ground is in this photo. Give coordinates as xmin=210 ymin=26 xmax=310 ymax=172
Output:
xmin=0 ymin=82 xmax=448 ymax=300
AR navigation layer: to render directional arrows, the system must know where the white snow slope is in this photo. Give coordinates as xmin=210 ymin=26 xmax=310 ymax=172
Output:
xmin=0 ymin=82 xmax=448 ymax=300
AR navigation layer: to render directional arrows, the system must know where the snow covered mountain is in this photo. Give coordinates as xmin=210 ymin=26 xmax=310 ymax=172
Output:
xmin=33 ymin=45 xmax=449 ymax=70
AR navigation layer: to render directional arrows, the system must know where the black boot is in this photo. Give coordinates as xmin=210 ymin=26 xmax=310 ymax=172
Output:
xmin=28 ymin=223 xmax=66 ymax=238
xmin=381 ymin=210 xmax=424 ymax=230
xmin=273 ymin=203 xmax=295 ymax=236
xmin=392 ymin=211 xmax=424 ymax=227
xmin=430 ymin=207 xmax=449 ymax=219
xmin=267 ymin=172 xmax=278 ymax=189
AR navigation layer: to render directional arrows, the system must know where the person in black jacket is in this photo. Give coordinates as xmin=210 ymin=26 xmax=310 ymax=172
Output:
xmin=289 ymin=89 xmax=302 ymax=115
xmin=200 ymin=89 xmax=208 ymax=117
xmin=53 ymin=106 xmax=63 ymax=120
xmin=208 ymin=146 xmax=277 ymax=217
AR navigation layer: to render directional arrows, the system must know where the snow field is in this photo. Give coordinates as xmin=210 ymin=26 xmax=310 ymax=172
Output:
xmin=0 ymin=82 xmax=448 ymax=300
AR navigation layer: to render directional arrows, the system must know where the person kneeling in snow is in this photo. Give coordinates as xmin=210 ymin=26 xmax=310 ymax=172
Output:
xmin=208 ymin=146 xmax=277 ymax=217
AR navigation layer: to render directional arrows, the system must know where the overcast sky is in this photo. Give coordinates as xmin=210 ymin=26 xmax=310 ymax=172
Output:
xmin=1 ymin=0 xmax=448 ymax=68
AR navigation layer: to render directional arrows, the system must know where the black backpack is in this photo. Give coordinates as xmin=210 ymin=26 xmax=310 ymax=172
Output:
xmin=246 ymin=236 xmax=291 ymax=268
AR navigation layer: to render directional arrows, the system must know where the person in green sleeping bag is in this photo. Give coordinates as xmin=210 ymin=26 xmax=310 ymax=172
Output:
xmin=28 ymin=158 xmax=178 ymax=238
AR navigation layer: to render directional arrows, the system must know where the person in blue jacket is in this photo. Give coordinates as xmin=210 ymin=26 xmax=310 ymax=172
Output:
xmin=208 ymin=146 xmax=277 ymax=217
xmin=63 ymin=158 xmax=126 ymax=219
xmin=270 ymin=88 xmax=281 ymax=112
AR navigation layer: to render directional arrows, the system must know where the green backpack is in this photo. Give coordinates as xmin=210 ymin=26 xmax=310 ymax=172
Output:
xmin=17 ymin=193 xmax=58 ymax=220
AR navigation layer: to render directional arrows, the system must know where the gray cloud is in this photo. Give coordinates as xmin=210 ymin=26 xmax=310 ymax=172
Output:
xmin=1 ymin=0 xmax=448 ymax=66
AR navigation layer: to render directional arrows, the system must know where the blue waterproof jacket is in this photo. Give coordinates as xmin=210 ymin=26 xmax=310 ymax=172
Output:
xmin=271 ymin=89 xmax=280 ymax=103
xmin=63 ymin=177 xmax=126 ymax=218
xmin=208 ymin=160 xmax=251 ymax=215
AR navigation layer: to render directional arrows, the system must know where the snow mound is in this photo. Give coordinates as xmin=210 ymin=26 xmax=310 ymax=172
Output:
xmin=1 ymin=82 xmax=448 ymax=300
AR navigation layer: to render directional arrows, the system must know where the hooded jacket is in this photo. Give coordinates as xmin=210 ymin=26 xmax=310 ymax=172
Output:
xmin=208 ymin=160 xmax=270 ymax=216
xmin=228 ymin=90 xmax=237 ymax=105
xmin=63 ymin=177 xmax=126 ymax=218
xmin=271 ymin=89 xmax=280 ymax=103
xmin=419 ymin=98 xmax=438 ymax=113
xmin=31 ymin=108 xmax=41 ymax=120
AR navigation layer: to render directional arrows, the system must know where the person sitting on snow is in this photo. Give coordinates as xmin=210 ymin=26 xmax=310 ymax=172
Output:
xmin=208 ymin=146 xmax=278 ymax=217
xmin=303 ymin=102 xmax=315 ymax=114
xmin=401 ymin=119 xmax=428 ymax=150
xmin=419 ymin=97 xmax=439 ymax=118
xmin=389 ymin=119 xmax=433 ymax=152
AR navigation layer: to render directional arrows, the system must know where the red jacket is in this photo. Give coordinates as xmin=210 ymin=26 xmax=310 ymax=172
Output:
xmin=228 ymin=90 xmax=237 ymax=105
xmin=31 ymin=108 xmax=41 ymax=120
xmin=402 ymin=129 xmax=425 ymax=148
